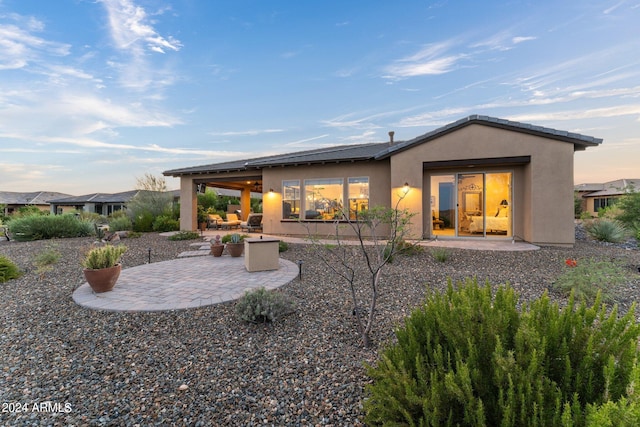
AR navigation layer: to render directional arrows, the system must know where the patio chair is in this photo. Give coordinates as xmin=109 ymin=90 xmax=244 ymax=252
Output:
xmin=240 ymin=213 xmax=263 ymax=232
xmin=207 ymin=214 xmax=223 ymax=229
xmin=220 ymin=213 xmax=241 ymax=229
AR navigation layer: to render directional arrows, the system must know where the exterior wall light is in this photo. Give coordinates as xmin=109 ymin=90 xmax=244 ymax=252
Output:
xmin=402 ymin=182 xmax=410 ymax=194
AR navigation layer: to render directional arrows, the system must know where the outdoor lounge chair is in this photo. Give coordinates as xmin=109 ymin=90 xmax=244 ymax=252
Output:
xmin=240 ymin=213 xmax=263 ymax=232
xmin=220 ymin=213 xmax=241 ymax=229
xmin=207 ymin=214 xmax=223 ymax=229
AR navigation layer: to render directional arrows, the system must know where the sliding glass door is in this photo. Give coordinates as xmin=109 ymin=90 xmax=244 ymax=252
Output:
xmin=430 ymin=171 xmax=512 ymax=238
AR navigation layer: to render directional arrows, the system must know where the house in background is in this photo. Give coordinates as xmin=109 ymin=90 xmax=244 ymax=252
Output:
xmin=48 ymin=190 xmax=180 ymax=216
xmin=164 ymin=115 xmax=602 ymax=246
xmin=0 ymin=191 xmax=72 ymax=216
xmin=575 ymin=179 xmax=640 ymax=217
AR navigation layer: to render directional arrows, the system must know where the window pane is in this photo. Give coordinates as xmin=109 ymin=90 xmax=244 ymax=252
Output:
xmin=282 ymin=180 xmax=300 ymax=219
xmin=304 ymin=178 xmax=343 ymax=220
xmin=348 ymin=177 xmax=369 ymax=219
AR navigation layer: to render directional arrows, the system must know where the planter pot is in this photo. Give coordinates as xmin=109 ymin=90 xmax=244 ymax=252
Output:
xmin=226 ymin=242 xmax=244 ymax=257
xmin=83 ymin=264 xmax=122 ymax=293
xmin=210 ymin=244 xmax=224 ymax=257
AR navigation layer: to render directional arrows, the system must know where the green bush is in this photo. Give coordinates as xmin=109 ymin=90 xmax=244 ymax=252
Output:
xmin=553 ymin=258 xmax=628 ymax=303
xmin=0 ymin=255 xmax=22 ymax=283
xmin=132 ymin=212 xmax=155 ymax=232
xmin=152 ymin=215 xmax=180 ymax=232
xmin=365 ymin=279 xmax=640 ymax=426
xmin=585 ymin=219 xmax=628 ymax=243
xmin=615 ymin=190 xmax=640 ymax=229
xmin=167 ymin=231 xmax=200 ymax=241
xmin=7 ymin=214 xmax=94 ymax=241
xmin=108 ymin=215 xmax=132 ymax=231
xmin=235 ymin=287 xmax=294 ymax=323
xmin=278 ymin=240 xmax=289 ymax=252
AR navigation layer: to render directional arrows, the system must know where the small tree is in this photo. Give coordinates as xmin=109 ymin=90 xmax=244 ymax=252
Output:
xmin=304 ymin=192 xmax=415 ymax=347
xmin=126 ymin=174 xmax=174 ymax=230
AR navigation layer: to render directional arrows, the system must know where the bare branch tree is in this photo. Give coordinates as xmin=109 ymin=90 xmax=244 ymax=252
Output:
xmin=304 ymin=191 xmax=416 ymax=347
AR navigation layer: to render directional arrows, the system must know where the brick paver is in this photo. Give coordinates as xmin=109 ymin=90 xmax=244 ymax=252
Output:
xmin=73 ymin=252 xmax=299 ymax=312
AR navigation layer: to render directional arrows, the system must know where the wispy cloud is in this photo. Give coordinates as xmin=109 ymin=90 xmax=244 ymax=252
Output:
xmin=209 ymin=129 xmax=284 ymax=137
xmin=100 ymin=0 xmax=182 ymax=54
xmin=383 ymin=40 xmax=465 ymax=79
xmin=100 ymin=0 xmax=182 ymax=90
xmin=0 ymin=15 xmax=71 ymax=70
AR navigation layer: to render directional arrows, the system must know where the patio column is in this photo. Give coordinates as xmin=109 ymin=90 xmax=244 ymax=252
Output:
xmin=180 ymin=177 xmax=197 ymax=230
xmin=240 ymin=187 xmax=251 ymax=220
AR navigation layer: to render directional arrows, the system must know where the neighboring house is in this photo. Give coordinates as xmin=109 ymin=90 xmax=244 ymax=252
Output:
xmin=49 ymin=190 xmax=180 ymax=216
xmin=575 ymin=179 xmax=640 ymax=217
xmin=0 ymin=191 xmax=73 ymax=216
xmin=164 ymin=115 xmax=602 ymax=246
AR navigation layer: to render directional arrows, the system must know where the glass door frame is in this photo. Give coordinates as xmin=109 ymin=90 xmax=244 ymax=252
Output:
xmin=430 ymin=170 xmax=513 ymax=239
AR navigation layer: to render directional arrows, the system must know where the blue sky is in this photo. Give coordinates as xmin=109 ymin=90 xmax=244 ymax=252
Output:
xmin=1 ymin=0 xmax=639 ymax=195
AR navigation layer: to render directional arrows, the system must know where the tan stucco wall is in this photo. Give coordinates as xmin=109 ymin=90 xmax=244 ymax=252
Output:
xmin=261 ymin=161 xmax=391 ymax=237
xmin=390 ymin=124 xmax=576 ymax=245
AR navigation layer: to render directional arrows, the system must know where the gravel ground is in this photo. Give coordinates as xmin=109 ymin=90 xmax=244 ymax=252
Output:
xmin=1 ymin=228 xmax=639 ymax=426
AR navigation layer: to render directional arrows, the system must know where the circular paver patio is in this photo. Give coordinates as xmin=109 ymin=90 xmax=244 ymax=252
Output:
xmin=73 ymin=255 xmax=299 ymax=312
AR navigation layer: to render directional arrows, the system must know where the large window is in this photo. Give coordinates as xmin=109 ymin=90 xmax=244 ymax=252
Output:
xmin=304 ymin=178 xmax=343 ymax=220
xmin=594 ymin=197 xmax=616 ymax=212
xmin=282 ymin=180 xmax=300 ymax=219
xmin=348 ymin=177 xmax=369 ymax=219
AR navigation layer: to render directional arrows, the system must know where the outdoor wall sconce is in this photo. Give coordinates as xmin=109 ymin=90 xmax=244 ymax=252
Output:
xmin=269 ymin=188 xmax=274 ymax=193
xmin=402 ymin=182 xmax=410 ymax=194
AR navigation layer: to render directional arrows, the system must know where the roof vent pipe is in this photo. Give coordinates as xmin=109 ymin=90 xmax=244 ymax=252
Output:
xmin=388 ymin=131 xmax=395 ymax=144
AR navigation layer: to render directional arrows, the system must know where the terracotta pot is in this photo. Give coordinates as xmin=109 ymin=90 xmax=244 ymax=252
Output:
xmin=226 ymin=242 xmax=244 ymax=257
xmin=210 ymin=244 xmax=224 ymax=257
xmin=83 ymin=264 xmax=122 ymax=293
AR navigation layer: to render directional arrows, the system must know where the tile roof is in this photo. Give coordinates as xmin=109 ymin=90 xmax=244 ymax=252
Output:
xmin=49 ymin=190 xmax=142 ymax=204
xmin=579 ymin=179 xmax=640 ymax=197
xmin=163 ymin=115 xmax=602 ymax=176
xmin=0 ymin=191 xmax=73 ymax=205
xmin=375 ymin=115 xmax=602 ymax=159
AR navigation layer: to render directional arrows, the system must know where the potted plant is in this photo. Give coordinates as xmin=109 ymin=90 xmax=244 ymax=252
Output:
xmin=197 ymin=205 xmax=207 ymax=231
xmin=210 ymin=234 xmax=224 ymax=257
xmin=82 ymin=244 xmax=127 ymax=293
xmin=223 ymin=233 xmax=246 ymax=257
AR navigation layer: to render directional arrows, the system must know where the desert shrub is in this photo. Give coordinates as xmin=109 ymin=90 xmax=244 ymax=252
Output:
xmin=584 ymin=364 xmax=640 ymax=426
xmin=235 ymin=287 xmax=294 ymax=323
xmin=553 ymin=258 xmax=627 ymax=303
xmin=108 ymin=215 xmax=132 ymax=232
xmin=431 ymin=247 xmax=450 ymax=262
xmin=132 ymin=212 xmax=155 ymax=232
xmin=585 ymin=219 xmax=628 ymax=243
xmin=152 ymin=215 xmax=180 ymax=232
xmin=77 ymin=211 xmax=104 ymax=223
xmin=0 ymin=255 xmax=22 ymax=283
xmin=364 ymin=279 xmax=640 ymax=426
xmin=33 ymin=245 xmax=62 ymax=276
xmin=278 ymin=240 xmax=289 ymax=252
xmin=384 ymin=239 xmax=422 ymax=262
xmin=167 ymin=231 xmax=200 ymax=241
xmin=615 ymin=190 xmax=640 ymax=229
xmin=7 ymin=214 xmax=94 ymax=241
xmin=82 ymin=245 xmax=127 ymax=269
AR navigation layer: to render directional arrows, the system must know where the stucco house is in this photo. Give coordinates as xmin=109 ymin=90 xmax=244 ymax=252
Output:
xmin=575 ymin=179 xmax=640 ymax=217
xmin=49 ymin=190 xmax=181 ymax=216
xmin=164 ymin=115 xmax=601 ymax=246
xmin=0 ymin=191 xmax=72 ymax=216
